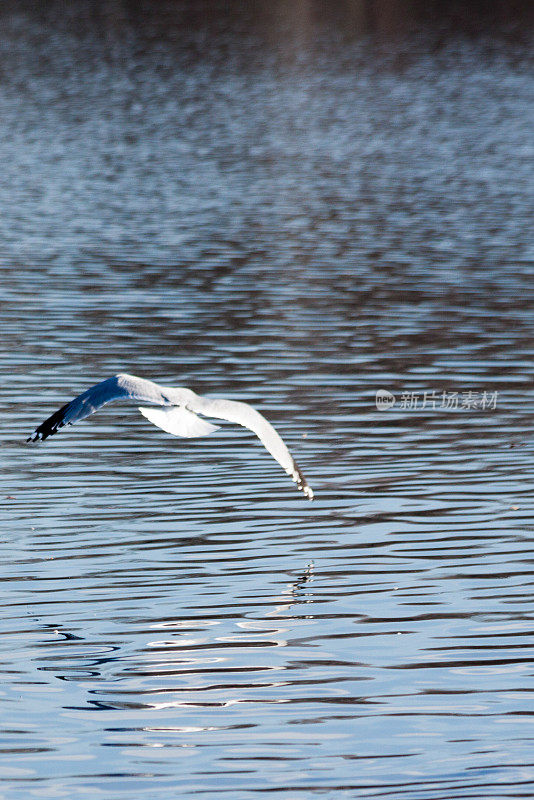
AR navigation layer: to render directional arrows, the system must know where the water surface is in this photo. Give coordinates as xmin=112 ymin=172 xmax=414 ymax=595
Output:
xmin=1 ymin=2 xmax=534 ymax=798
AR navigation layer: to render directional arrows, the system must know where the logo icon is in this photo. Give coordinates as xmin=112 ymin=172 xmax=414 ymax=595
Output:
xmin=376 ymin=389 xmax=395 ymax=410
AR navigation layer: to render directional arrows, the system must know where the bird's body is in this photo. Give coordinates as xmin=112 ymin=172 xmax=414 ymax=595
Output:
xmin=27 ymin=373 xmax=313 ymax=499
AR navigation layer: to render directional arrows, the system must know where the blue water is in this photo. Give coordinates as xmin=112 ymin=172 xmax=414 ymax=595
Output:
xmin=1 ymin=3 xmax=534 ymax=798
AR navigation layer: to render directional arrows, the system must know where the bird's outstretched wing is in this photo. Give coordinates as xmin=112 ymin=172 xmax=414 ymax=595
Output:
xmin=26 ymin=373 xmax=179 ymax=442
xmin=27 ymin=374 xmax=314 ymax=499
xmin=26 ymin=376 xmax=131 ymax=442
xmin=190 ymin=396 xmax=314 ymax=500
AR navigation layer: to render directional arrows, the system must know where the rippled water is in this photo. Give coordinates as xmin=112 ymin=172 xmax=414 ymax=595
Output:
xmin=1 ymin=2 xmax=534 ymax=798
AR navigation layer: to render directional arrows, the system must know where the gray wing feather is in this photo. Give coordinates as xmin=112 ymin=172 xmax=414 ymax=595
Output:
xmin=27 ymin=376 xmax=132 ymax=441
xmin=189 ymin=397 xmax=314 ymax=499
xmin=26 ymin=373 xmax=179 ymax=442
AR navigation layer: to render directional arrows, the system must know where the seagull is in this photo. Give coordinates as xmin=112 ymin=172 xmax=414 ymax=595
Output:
xmin=27 ymin=373 xmax=313 ymax=499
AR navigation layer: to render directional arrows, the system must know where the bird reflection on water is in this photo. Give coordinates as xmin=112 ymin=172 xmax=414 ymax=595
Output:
xmin=34 ymin=563 xmax=319 ymax=714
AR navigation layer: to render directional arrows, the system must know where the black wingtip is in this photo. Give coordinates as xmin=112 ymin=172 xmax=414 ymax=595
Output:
xmin=26 ymin=401 xmax=72 ymax=443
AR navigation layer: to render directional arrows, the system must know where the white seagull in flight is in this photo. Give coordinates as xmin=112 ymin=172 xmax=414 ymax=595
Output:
xmin=27 ymin=373 xmax=313 ymax=499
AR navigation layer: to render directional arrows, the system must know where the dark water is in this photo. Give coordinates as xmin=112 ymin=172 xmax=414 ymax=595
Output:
xmin=1 ymin=2 xmax=534 ymax=798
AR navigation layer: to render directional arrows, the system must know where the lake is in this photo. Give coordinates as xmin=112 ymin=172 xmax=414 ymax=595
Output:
xmin=1 ymin=2 xmax=534 ymax=798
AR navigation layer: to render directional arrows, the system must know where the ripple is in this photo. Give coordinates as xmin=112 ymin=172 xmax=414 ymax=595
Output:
xmin=1 ymin=2 xmax=534 ymax=798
